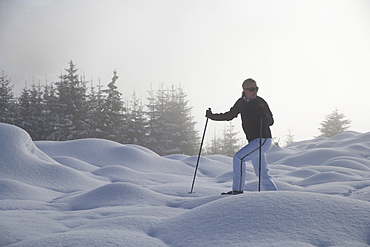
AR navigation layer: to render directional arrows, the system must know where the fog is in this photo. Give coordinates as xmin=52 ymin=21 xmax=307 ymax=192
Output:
xmin=1 ymin=0 xmax=369 ymax=145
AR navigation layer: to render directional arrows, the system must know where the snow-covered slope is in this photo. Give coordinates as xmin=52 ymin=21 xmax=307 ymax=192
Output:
xmin=1 ymin=123 xmax=369 ymax=246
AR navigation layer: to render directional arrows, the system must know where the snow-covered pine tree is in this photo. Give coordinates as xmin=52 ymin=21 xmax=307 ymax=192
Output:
xmin=159 ymin=86 xmax=180 ymax=155
xmin=318 ymin=108 xmax=351 ymax=138
xmin=52 ymin=61 xmax=89 ymax=140
xmin=146 ymin=85 xmax=172 ymax=155
xmin=205 ymin=130 xmax=222 ymax=155
xmin=42 ymin=82 xmax=59 ymax=139
xmin=0 ymin=71 xmax=16 ymax=124
xmin=220 ymin=122 xmax=240 ymax=157
xmin=100 ymin=70 xmax=126 ymax=143
xmin=285 ymin=127 xmax=294 ymax=146
xmin=85 ymin=79 xmax=107 ymax=139
xmin=16 ymin=85 xmax=31 ymax=127
xmin=16 ymin=83 xmax=45 ymax=140
xmin=76 ymin=73 xmax=93 ymax=139
xmin=145 ymin=85 xmax=160 ymax=151
xmin=145 ymin=85 xmax=199 ymax=155
xmin=167 ymin=85 xmax=199 ymax=155
xmin=125 ymin=90 xmax=147 ymax=145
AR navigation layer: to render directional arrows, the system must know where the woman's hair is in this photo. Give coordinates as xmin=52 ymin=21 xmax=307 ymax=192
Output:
xmin=242 ymin=78 xmax=256 ymax=89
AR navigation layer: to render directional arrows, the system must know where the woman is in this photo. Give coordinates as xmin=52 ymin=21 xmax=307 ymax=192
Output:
xmin=206 ymin=78 xmax=277 ymax=194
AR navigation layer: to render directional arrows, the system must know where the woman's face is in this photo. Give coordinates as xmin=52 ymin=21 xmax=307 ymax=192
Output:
xmin=243 ymin=82 xmax=259 ymax=100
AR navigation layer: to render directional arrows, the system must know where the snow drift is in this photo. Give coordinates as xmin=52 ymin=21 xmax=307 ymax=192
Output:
xmin=1 ymin=123 xmax=370 ymax=246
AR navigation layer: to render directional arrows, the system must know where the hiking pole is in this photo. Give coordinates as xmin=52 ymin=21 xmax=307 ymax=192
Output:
xmin=189 ymin=108 xmax=211 ymax=194
xmin=258 ymin=115 xmax=263 ymax=192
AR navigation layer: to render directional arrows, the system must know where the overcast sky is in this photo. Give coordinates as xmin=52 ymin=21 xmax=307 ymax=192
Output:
xmin=1 ymin=0 xmax=370 ymax=145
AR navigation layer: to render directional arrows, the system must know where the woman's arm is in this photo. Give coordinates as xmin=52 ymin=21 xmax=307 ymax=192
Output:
xmin=206 ymin=99 xmax=241 ymax=121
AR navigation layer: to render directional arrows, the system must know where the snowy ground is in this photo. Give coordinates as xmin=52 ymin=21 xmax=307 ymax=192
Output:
xmin=1 ymin=123 xmax=370 ymax=247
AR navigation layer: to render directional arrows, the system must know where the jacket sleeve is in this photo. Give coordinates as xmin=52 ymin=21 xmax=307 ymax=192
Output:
xmin=209 ymin=99 xmax=240 ymax=121
xmin=262 ymin=99 xmax=274 ymax=126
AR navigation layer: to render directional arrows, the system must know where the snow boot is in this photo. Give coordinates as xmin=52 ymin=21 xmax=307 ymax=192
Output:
xmin=221 ymin=190 xmax=243 ymax=195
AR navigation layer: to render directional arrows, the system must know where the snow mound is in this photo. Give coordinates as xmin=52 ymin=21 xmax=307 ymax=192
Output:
xmin=181 ymin=156 xmax=231 ymax=177
xmin=322 ymin=157 xmax=370 ymax=171
xmin=294 ymin=172 xmax=362 ymax=186
xmin=266 ymin=131 xmax=370 ymax=197
xmin=6 ymin=229 xmax=167 ymax=247
xmin=55 ymin=182 xmax=172 ymax=210
xmin=284 ymin=169 xmax=319 ymax=178
xmin=0 ymin=123 xmax=105 ymax=192
xmin=153 ymin=191 xmax=370 ymax=247
xmin=36 ymin=138 xmax=194 ymax=175
xmin=92 ymin=165 xmax=188 ymax=185
xmin=0 ymin=179 xmax=62 ymax=201
xmin=52 ymin=156 xmax=100 ymax=172
xmin=278 ymin=148 xmax=355 ymax=167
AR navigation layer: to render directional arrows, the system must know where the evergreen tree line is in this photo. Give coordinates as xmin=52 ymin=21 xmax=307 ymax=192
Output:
xmin=1 ymin=61 xmax=352 ymax=155
xmin=0 ymin=61 xmax=203 ymax=156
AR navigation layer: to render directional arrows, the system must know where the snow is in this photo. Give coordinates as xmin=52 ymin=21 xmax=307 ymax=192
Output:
xmin=1 ymin=123 xmax=370 ymax=247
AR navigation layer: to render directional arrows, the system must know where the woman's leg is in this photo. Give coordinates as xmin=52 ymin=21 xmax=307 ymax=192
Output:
xmin=251 ymin=139 xmax=277 ymax=190
xmin=232 ymin=138 xmax=263 ymax=191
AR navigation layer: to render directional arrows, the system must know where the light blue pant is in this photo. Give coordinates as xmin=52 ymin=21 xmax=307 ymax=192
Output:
xmin=232 ymin=138 xmax=277 ymax=191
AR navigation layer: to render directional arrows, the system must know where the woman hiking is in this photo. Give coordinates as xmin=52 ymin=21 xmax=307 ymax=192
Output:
xmin=206 ymin=78 xmax=277 ymax=194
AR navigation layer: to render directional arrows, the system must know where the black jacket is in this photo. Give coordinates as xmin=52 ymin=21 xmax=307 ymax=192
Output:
xmin=209 ymin=96 xmax=274 ymax=142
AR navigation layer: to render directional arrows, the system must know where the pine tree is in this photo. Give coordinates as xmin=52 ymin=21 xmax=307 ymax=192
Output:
xmin=145 ymin=85 xmax=160 ymax=151
xmin=205 ymin=130 xmax=222 ymax=155
xmin=152 ymin=86 xmax=174 ymax=155
xmin=220 ymin=122 xmax=240 ymax=157
xmin=0 ymin=71 xmax=15 ymax=124
xmin=145 ymin=85 xmax=165 ymax=154
xmin=17 ymin=83 xmax=45 ymax=140
xmin=145 ymin=85 xmax=199 ymax=155
xmin=16 ymin=85 xmax=30 ymax=133
xmin=165 ymin=85 xmax=199 ymax=155
xmin=100 ymin=70 xmax=126 ymax=142
xmin=285 ymin=127 xmax=294 ymax=146
xmin=52 ymin=61 xmax=89 ymax=140
xmin=318 ymin=108 xmax=351 ymax=138
xmin=125 ymin=90 xmax=147 ymax=145
xmin=85 ymin=79 xmax=106 ymax=139
xmin=42 ymin=82 xmax=59 ymax=139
